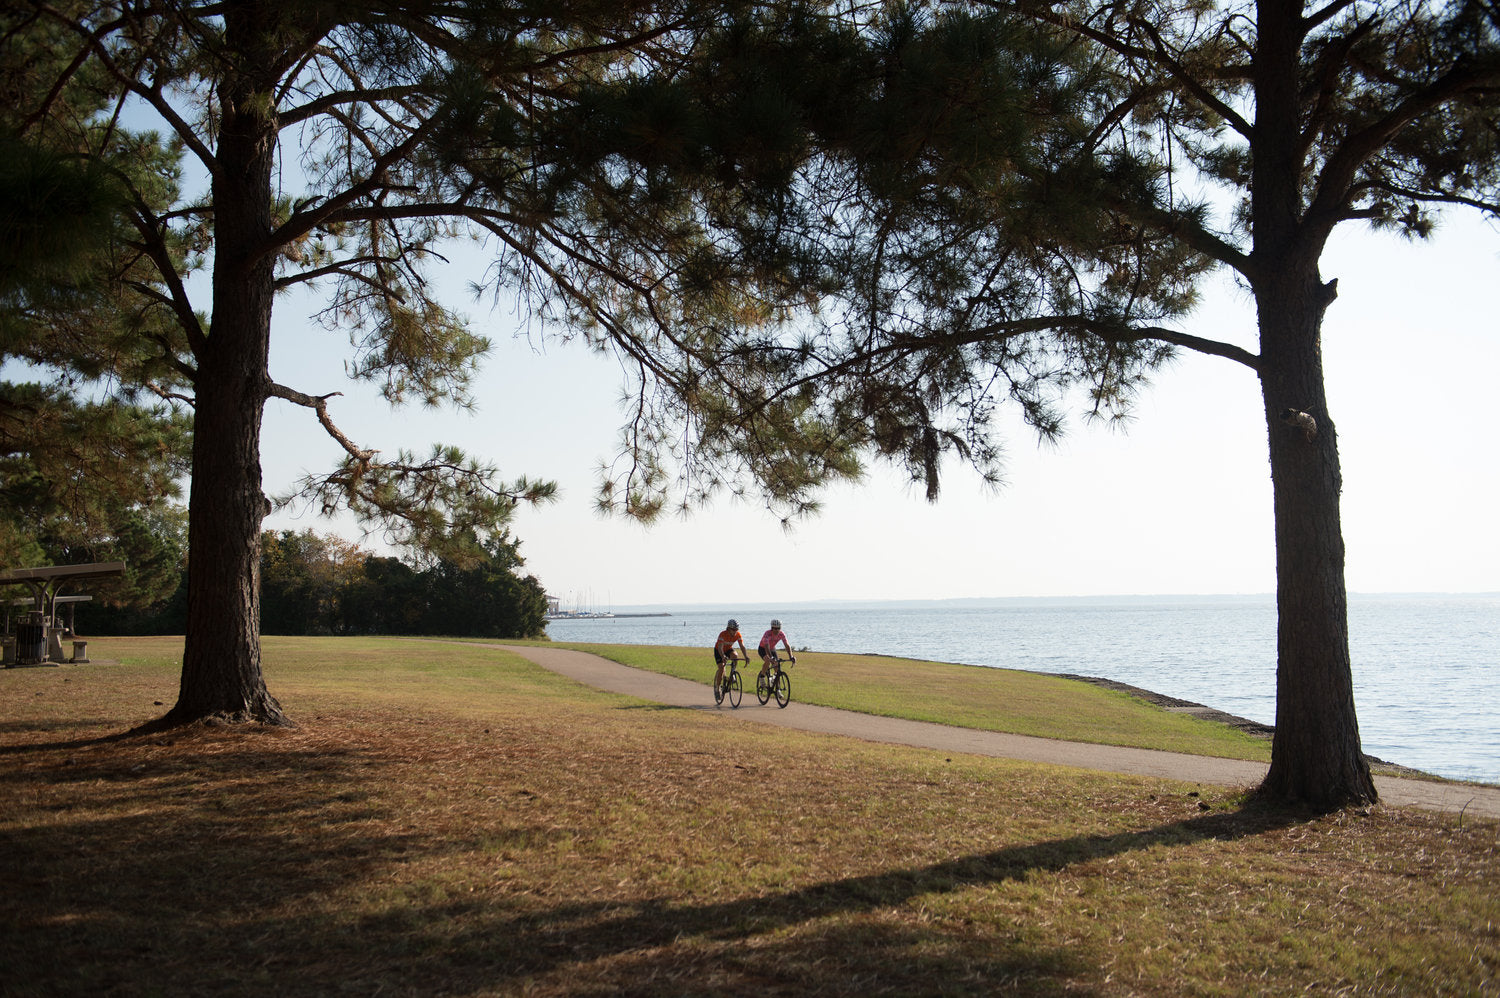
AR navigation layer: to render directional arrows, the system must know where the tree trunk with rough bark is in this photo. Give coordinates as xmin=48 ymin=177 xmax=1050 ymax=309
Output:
xmin=156 ymin=5 xmax=287 ymax=728
xmin=1254 ymin=275 xmax=1376 ymax=807
xmin=1246 ymin=0 xmax=1377 ymax=808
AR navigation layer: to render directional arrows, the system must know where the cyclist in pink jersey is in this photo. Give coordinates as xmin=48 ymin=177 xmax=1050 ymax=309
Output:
xmin=757 ymin=618 xmax=794 ymax=678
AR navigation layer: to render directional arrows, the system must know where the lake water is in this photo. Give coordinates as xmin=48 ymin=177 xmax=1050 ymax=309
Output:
xmin=544 ymin=594 xmax=1500 ymax=784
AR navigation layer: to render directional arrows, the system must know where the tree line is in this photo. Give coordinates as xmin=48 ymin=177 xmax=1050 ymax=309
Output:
xmin=82 ymin=528 xmax=549 ymax=640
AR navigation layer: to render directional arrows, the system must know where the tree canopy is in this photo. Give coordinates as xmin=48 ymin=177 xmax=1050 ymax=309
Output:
xmin=1 ymin=0 xmax=846 ymax=727
xmin=585 ymin=0 xmax=1500 ymax=808
xmin=1 ymin=14 xmax=192 ymax=594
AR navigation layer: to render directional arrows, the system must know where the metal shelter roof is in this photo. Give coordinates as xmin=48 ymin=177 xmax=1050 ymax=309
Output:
xmin=0 ymin=562 xmax=126 ymax=586
xmin=0 ymin=562 xmax=125 ymax=616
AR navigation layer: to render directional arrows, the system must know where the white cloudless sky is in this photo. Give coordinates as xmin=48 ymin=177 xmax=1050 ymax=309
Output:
xmin=261 ymin=211 xmax=1500 ymax=606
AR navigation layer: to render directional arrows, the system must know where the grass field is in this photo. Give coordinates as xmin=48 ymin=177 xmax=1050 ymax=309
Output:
xmin=532 ymin=641 xmax=1272 ymax=760
xmin=2 ymin=635 xmax=1496 ymax=997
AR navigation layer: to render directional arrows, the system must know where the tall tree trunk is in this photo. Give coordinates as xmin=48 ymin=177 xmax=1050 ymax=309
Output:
xmin=1253 ymin=273 xmax=1376 ymax=808
xmin=158 ymin=5 xmax=287 ymax=727
xmin=1247 ymin=0 xmax=1375 ymax=809
xmin=168 ymin=317 xmax=284 ymax=725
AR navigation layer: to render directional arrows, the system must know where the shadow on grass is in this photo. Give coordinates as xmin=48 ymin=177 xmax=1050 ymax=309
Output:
xmin=0 ymin=732 xmax=1308 ymax=997
xmin=0 ymin=722 xmax=153 ymax=753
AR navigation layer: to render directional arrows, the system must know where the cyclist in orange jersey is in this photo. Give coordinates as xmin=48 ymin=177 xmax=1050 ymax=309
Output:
xmin=713 ymin=619 xmax=749 ymax=691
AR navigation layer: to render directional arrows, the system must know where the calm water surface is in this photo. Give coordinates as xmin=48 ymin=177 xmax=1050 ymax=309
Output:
xmin=545 ymin=594 xmax=1499 ymax=784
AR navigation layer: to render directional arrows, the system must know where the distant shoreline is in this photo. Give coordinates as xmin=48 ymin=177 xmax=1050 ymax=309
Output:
xmin=598 ymin=592 xmax=1497 ymax=614
xmin=1058 ymin=673 xmax=1433 ymax=777
xmin=545 ymin=612 xmax=673 ymax=620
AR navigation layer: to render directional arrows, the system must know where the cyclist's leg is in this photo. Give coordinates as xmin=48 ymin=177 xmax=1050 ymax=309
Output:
xmin=713 ymin=649 xmax=727 ymax=693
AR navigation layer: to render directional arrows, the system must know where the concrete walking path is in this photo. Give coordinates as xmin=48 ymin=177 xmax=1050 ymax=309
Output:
xmin=496 ymin=643 xmax=1500 ymax=820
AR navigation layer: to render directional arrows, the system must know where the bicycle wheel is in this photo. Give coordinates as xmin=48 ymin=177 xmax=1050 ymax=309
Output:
xmin=773 ymin=669 xmax=791 ymax=708
xmin=713 ymin=670 xmax=725 ymax=706
xmin=728 ymin=670 xmax=743 ymax=708
xmin=755 ymin=669 xmax=771 ymax=705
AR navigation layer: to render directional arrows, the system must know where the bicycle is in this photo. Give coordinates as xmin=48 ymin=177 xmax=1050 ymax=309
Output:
xmin=755 ymin=650 xmax=793 ymax=708
xmin=713 ymin=653 xmax=744 ymax=708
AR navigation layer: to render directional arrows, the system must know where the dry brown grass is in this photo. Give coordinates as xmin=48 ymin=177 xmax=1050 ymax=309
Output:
xmin=2 ymin=636 xmax=1496 ymax=997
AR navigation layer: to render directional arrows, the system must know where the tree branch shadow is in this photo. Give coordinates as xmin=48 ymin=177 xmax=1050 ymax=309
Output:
xmin=1 ymin=727 xmax=1317 ymax=995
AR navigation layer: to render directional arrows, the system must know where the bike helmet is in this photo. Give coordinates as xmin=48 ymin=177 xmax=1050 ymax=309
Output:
xmin=727 ymin=618 xmax=738 ymax=629
xmin=771 ymin=618 xmax=781 ymax=629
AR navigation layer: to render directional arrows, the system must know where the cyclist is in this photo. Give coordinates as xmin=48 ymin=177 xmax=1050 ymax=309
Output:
xmin=757 ymin=618 xmax=795 ymax=678
xmin=713 ymin=618 xmax=748 ymax=693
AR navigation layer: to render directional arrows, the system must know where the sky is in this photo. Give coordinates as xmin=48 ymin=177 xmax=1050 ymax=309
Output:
xmin=256 ymin=208 xmax=1500 ymax=608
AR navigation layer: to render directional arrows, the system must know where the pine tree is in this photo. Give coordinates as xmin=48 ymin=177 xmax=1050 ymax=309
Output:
xmin=1 ymin=10 xmax=193 ymax=593
xmin=2 ymin=1 xmax=820 ymax=726
xmin=610 ymin=3 xmax=1500 ymax=809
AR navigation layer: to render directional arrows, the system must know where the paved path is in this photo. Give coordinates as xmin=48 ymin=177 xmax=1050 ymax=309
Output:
xmin=496 ymin=644 xmax=1500 ymax=820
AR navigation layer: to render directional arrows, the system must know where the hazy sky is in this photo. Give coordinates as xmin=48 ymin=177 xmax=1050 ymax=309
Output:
xmin=261 ymin=211 xmax=1500 ymax=606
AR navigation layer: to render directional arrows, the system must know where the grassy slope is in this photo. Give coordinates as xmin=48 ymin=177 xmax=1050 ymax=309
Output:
xmin=523 ymin=641 xmax=1271 ymax=761
xmin=2 ymin=635 xmax=1495 ymax=998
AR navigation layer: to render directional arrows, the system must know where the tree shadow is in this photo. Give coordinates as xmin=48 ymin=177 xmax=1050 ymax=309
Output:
xmin=0 ymin=713 xmax=302 ymax=755
xmin=0 ymin=723 xmax=161 ymax=754
xmin=441 ymin=803 xmax=1305 ymax=978
xmin=0 ymin=728 xmax=1314 ymax=996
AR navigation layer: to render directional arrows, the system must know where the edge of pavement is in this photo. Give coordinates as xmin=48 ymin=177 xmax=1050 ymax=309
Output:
xmin=469 ymin=641 xmax=1500 ymax=820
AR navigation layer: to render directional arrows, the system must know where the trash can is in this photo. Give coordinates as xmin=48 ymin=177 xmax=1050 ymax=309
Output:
xmin=16 ymin=621 xmax=47 ymax=664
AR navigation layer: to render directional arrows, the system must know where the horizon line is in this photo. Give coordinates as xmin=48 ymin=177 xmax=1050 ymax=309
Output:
xmin=591 ymin=591 xmax=1499 ymax=611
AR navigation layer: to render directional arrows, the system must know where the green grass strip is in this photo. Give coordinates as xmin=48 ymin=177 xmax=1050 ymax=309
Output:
xmin=521 ymin=641 xmax=1271 ymax=762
